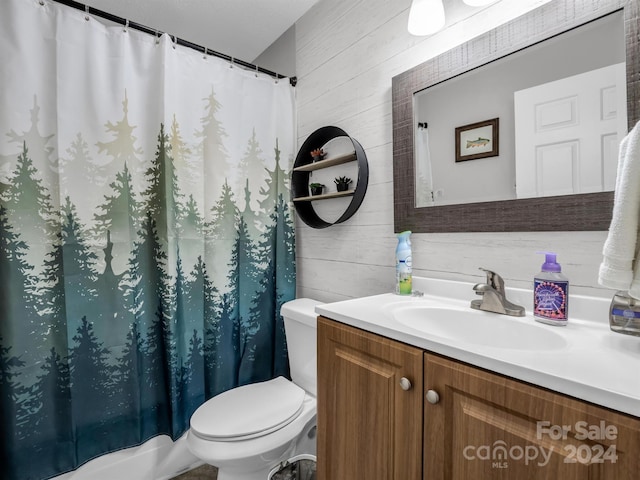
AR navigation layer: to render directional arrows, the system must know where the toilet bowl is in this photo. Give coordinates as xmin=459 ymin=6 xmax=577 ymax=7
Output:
xmin=186 ymin=298 xmax=321 ymax=480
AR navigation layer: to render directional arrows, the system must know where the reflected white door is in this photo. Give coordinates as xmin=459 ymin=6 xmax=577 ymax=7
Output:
xmin=514 ymin=63 xmax=626 ymax=199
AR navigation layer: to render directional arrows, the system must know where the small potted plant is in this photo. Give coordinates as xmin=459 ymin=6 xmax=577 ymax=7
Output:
xmin=310 ymin=148 xmax=325 ymax=162
xmin=334 ymin=176 xmax=353 ymax=192
xmin=309 ymin=183 xmax=325 ymax=196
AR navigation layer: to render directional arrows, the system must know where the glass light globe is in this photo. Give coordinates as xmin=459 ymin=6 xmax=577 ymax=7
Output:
xmin=463 ymin=0 xmax=498 ymax=6
xmin=408 ymin=0 xmax=446 ymax=36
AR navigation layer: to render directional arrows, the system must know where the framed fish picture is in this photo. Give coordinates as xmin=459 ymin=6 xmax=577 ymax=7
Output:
xmin=455 ymin=118 xmax=499 ymax=162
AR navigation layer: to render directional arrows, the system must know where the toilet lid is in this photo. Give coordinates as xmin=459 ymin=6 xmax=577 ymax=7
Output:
xmin=190 ymin=377 xmax=306 ymax=441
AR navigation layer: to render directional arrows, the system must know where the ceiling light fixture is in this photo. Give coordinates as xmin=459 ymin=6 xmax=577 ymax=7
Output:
xmin=462 ymin=0 xmax=499 ymax=6
xmin=407 ymin=0 xmax=446 ymax=36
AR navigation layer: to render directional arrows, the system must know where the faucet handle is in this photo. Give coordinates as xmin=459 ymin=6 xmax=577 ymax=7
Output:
xmin=478 ymin=267 xmax=505 ymax=294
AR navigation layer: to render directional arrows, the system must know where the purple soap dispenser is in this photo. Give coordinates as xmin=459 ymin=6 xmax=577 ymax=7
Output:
xmin=533 ymin=252 xmax=569 ymax=326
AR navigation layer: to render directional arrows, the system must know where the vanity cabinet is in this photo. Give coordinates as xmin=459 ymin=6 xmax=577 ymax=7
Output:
xmin=317 ymin=316 xmax=423 ymax=480
xmin=424 ymin=353 xmax=640 ymax=479
xmin=317 ymin=317 xmax=640 ymax=480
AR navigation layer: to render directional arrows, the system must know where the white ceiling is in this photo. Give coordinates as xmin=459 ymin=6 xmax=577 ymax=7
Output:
xmin=82 ymin=0 xmax=319 ymax=64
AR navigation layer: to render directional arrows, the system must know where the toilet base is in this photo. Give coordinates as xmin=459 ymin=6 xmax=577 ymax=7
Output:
xmin=190 ymin=414 xmax=316 ymax=480
xmin=215 ymin=453 xmax=317 ymax=480
xmin=187 ymin=393 xmax=317 ymax=480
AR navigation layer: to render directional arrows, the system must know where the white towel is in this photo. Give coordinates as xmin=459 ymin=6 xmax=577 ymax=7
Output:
xmin=599 ymin=121 xmax=640 ymax=298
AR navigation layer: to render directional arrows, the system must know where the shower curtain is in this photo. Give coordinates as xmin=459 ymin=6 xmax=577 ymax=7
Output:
xmin=0 ymin=1 xmax=296 ymax=479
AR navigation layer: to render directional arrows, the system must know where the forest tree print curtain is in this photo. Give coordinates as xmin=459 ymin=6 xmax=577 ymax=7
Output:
xmin=0 ymin=1 xmax=297 ymax=479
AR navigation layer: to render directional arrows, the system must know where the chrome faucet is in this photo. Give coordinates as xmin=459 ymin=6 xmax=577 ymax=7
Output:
xmin=470 ymin=268 xmax=525 ymax=317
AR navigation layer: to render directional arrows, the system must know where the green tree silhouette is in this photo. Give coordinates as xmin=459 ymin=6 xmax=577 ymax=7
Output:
xmin=272 ymin=194 xmax=296 ymax=301
xmin=0 ymin=336 xmax=29 ymax=480
xmin=241 ymin=178 xmax=262 ymax=240
xmin=194 ymin=88 xmax=230 ymax=190
xmin=4 ymin=142 xmax=57 ymax=259
xmin=142 ymin=123 xmax=184 ymax=242
xmin=181 ymin=329 xmax=205 ymax=426
xmin=40 ymin=226 xmax=69 ymax=355
xmin=211 ymin=292 xmax=241 ymax=391
xmin=7 ymin=96 xmax=56 ymax=173
xmin=187 ymin=257 xmax=220 ymax=398
xmin=226 ymin=217 xmax=263 ymax=385
xmin=181 ymin=194 xmax=204 ymax=239
xmin=177 ymin=194 xmax=205 ymax=289
xmin=21 ymin=347 xmax=74 ymax=478
xmin=68 ymin=317 xmax=114 ymax=462
xmin=257 ymin=139 xmax=290 ymax=222
xmin=140 ymin=303 xmax=172 ymax=438
xmin=93 ymin=163 xmax=141 ymax=274
xmin=205 ymin=180 xmax=239 ymax=291
xmin=228 ymin=217 xmax=260 ymax=322
xmin=42 ymin=197 xmax=98 ymax=347
xmin=169 ymin=114 xmax=196 ymax=190
xmin=0 ymin=206 xmax=40 ymax=367
xmin=242 ymin=193 xmax=296 ymax=383
xmin=126 ymin=212 xmax=169 ymax=337
xmin=170 ymin=251 xmax=188 ymax=385
xmin=242 ymin=137 xmax=296 ymax=381
xmin=110 ymin=321 xmax=144 ymax=445
xmin=0 ymin=179 xmax=10 ymax=201
xmin=96 ymin=91 xmax=144 ymax=185
xmin=91 ymin=230 xmax=131 ymax=354
xmin=238 ymin=128 xmax=267 ymax=202
xmin=61 ymin=132 xmax=107 ymax=193
xmin=125 ymin=212 xmax=173 ymax=438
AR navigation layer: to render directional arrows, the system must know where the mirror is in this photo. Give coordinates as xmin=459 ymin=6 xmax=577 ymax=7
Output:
xmin=392 ymin=0 xmax=639 ymax=232
xmin=414 ymin=12 xmax=626 ymax=208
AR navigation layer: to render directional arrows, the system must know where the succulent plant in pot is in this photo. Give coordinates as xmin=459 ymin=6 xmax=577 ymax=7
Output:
xmin=309 ymin=182 xmax=325 ymax=196
xmin=334 ymin=176 xmax=353 ymax=192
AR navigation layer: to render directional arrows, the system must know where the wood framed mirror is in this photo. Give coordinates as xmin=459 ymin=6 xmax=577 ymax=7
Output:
xmin=392 ymin=0 xmax=639 ymax=233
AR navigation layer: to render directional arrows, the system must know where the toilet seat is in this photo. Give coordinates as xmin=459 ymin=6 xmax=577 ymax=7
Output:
xmin=190 ymin=377 xmax=306 ymax=442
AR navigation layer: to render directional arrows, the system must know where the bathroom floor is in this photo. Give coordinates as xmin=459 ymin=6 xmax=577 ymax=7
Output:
xmin=171 ymin=465 xmax=217 ymax=479
xmin=171 ymin=460 xmax=316 ymax=480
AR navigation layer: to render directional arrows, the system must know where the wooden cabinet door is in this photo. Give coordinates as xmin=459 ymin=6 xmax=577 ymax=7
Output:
xmin=317 ymin=317 xmax=423 ymax=480
xmin=424 ymin=353 xmax=640 ymax=479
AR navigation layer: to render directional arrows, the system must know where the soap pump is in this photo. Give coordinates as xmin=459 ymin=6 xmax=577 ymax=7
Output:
xmin=609 ymin=291 xmax=640 ymax=336
xmin=533 ymin=252 xmax=569 ymax=326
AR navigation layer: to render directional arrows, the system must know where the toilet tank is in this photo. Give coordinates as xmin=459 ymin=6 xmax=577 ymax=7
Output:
xmin=281 ymin=298 xmax=322 ymax=397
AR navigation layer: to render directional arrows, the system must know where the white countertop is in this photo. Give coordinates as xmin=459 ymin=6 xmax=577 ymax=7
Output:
xmin=315 ymin=277 xmax=640 ymax=418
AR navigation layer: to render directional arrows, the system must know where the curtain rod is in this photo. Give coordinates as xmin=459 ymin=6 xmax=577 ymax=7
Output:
xmin=50 ymin=0 xmax=297 ymax=87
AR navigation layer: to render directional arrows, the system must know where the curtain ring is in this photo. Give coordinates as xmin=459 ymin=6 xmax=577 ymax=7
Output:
xmin=155 ymin=30 xmax=160 ymax=45
xmin=203 ymin=47 xmax=208 ymax=60
xmin=172 ymin=35 xmax=177 ymax=49
xmin=123 ymin=19 xmax=129 ymax=33
xmin=84 ymin=4 xmax=90 ymax=21
xmin=229 ymin=57 xmax=234 ymax=69
xmin=255 ymin=65 xmax=259 ymax=78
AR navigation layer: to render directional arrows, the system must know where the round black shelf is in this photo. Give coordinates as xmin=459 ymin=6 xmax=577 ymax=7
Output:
xmin=292 ymin=126 xmax=369 ymax=229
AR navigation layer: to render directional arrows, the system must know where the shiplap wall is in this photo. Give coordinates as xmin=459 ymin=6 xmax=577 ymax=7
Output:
xmin=294 ymin=0 xmax=613 ymax=303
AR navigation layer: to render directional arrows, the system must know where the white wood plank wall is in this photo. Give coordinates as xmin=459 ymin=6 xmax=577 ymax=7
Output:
xmin=293 ymin=0 xmax=613 ymax=303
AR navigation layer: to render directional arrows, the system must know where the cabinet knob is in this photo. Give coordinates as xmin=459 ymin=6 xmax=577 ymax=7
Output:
xmin=426 ymin=389 xmax=440 ymax=404
xmin=399 ymin=377 xmax=412 ymax=391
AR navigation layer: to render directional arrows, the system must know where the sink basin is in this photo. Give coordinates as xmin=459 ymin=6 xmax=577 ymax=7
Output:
xmin=389 ymin=304 xmax=567 ymax=350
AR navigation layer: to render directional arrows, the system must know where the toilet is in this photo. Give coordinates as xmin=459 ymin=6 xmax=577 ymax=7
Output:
xmin=186 ymin=298 xmax=321 ymax=480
